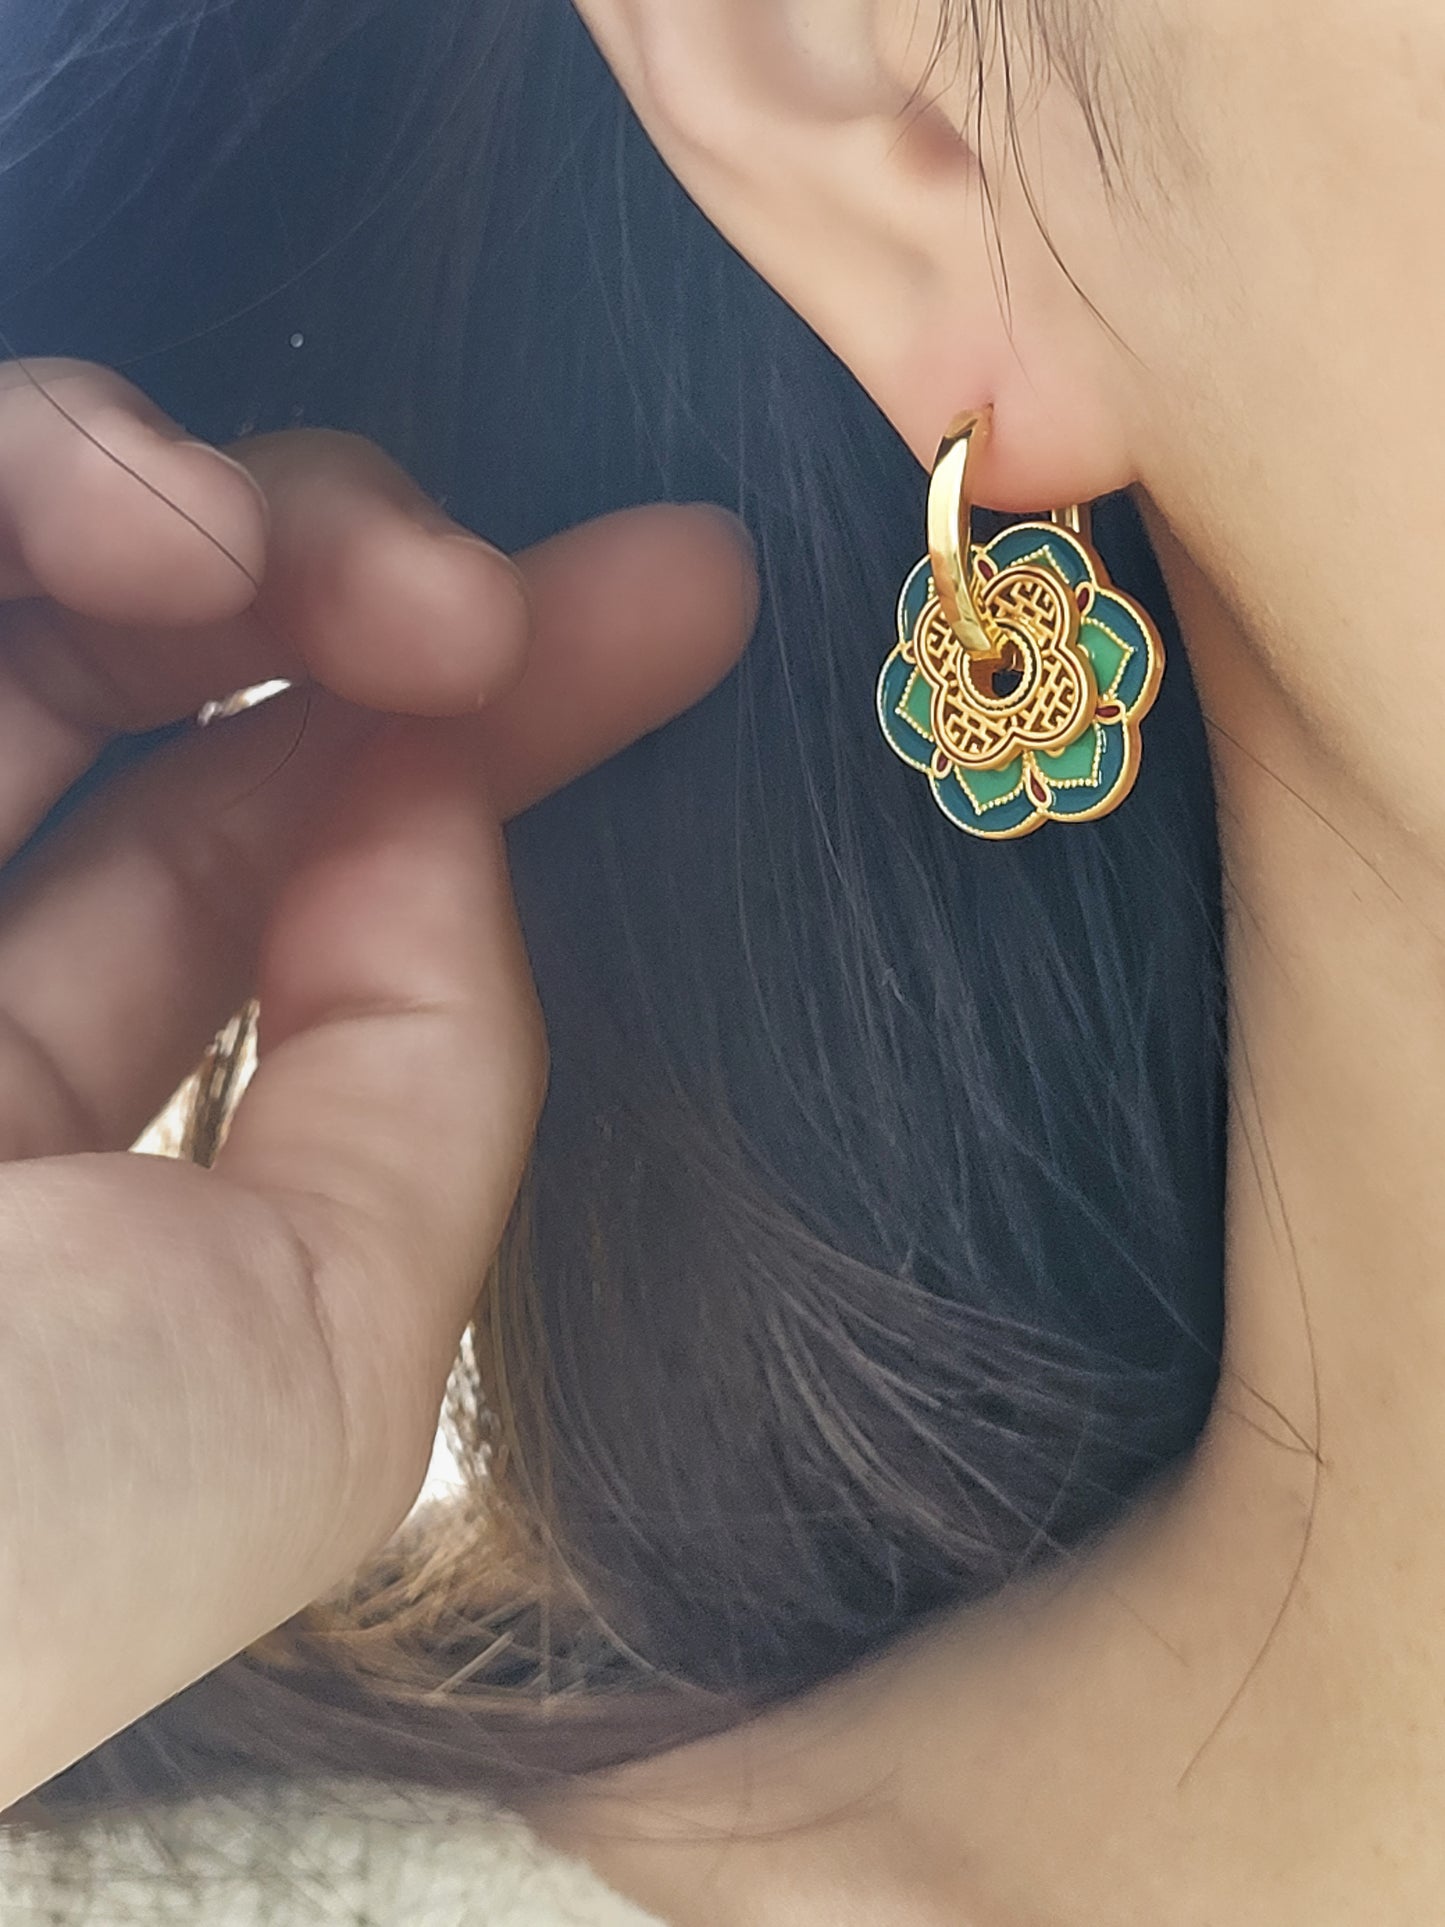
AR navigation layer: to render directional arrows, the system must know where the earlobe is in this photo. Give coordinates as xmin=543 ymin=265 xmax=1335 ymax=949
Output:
xmin=888 ymin=292 xmax=1137 ymax=512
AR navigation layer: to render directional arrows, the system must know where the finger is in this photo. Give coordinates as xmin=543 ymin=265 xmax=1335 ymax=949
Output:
xmin=475 ymin=503 xmax=759 ymax=817
xmin=0 ymin=505 xmax=755 ymax=1157
xmin=0 ymin=497 xmax=752 ymax=866
xmin=0 ymin=599 xmax=271 ymax=874
xmin=0 ymin=426 xmax=526 ymax=730
xmin=0 ymin=358 xmax=267 ymax=622
xmin=0 ymin=729 xmax=543 ymax=1798
xmin=234 ymin=429 xmax=531 ymax=715
xmin=11 ymin=495 xmax=751 ymax=774
xmin=0 ymin=690 xmax=378 ymax=1160
xmin=213 ymin=721 xmax=546 ymax=1472
xmin=0 ymin=432 xmax=530 ymax=861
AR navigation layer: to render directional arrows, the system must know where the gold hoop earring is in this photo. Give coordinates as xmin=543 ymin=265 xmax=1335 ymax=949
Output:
xmin=877 ymin=407 xmax=1165 ymax=840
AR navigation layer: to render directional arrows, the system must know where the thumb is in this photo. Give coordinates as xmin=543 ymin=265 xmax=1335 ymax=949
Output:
xmin=213 ymin=716 xmax=546 ymax=1544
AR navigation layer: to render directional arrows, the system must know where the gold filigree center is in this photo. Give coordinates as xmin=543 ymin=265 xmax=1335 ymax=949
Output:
xmin=906 ymin=561 xmax=1097 ymax=771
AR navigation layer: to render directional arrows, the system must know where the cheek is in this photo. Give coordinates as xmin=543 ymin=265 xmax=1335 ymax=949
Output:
xmin=1147 ymin=0 xmax=1445 ymax=340
xmin=1120 ymin=0 xmax=1445 ymax=483
xmin=1119 ymin=0 xmax=1445 ymax=831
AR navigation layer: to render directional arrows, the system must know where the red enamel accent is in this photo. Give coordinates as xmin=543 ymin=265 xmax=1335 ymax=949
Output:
xmin=974 ymin=555 xmax=999 ymax=583
xmin=1094 ymin=701 xmax=1124 ymax=722
xmin=1075 ymin=581 xmax=1094 ymax=613
xmin=1026 ymin=772 xmax=1050 ymax=807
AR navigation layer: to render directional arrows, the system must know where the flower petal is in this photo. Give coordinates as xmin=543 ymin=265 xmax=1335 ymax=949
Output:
xmin=1089 ymin=591 xmax=1156 ymax=710
xmin=1045 ymin=721 xmax=1130 ymax=819
xmin=1033 ymin=723 xmax=1104 ymax=788
xmin=896 ymin=556 xmax=935 ymax=644
xmin=1079 ymin=618 xmax=1130 ymax=699
xmin=984 ymin=523 xmax=1092 ymax=590
xmin=931 ymin=762 xmax=1039 ymax=838
xmin=877 ymin=646 xmax=936 ymax=772
xmin=955 ymin=755 xmax=1027 ymax=813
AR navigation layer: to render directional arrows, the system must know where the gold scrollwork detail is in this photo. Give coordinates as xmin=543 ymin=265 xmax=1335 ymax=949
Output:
xmin=902 ymin=558 xmax=1098 ymax=773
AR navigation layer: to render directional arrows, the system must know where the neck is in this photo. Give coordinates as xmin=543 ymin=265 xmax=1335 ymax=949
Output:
xmin=526 ymin=510 xmax=1445 ymax=1923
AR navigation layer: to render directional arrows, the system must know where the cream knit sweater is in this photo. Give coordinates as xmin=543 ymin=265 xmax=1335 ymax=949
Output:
xmin=0 ymin=1780 xmax=660 ymax=1925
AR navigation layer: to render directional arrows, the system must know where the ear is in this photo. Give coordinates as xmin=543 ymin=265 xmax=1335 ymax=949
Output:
xmin=574 ymin=0 xmax=1137 ymax=510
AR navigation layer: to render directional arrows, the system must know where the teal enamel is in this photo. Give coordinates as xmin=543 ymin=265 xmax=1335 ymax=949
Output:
xmin=876 ymin=516 xmax=1162 ymax=838
xmin=1089 ymin=592 xmax=1154 ymax=711
xmin=1032 ymin=723 xmax=1103 ymax=787
xmin=930 ymin=764 xmax=1039 ymax=838
xmin=985 ymin=522 xmax=1092 ymax=588
xmin=877 ymin=649 xmax=935 ymax=771
xmin=1042 ymin=722 xmax=1127 ymax=818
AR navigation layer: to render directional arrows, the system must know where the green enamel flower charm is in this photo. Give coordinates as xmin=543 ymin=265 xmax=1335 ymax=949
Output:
xmin=876 ymin=522 xmax=1165 ymax=841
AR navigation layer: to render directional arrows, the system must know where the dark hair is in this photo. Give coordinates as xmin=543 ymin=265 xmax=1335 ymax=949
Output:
xmin=3 ymin=0 xmax=1225 ymax=1818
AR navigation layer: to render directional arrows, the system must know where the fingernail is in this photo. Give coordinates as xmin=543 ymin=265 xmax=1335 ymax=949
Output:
xmin=410 ymin=502 xmax=525 ymax=579
xmin=404 ymin=491 xmax=488 ymax=542
xmin=438 ymin=526 xmax=521 ymax=574
xmin=437 ymin=529 xmax=532 ymax=627
xmin=175 ymin=440 xmax=272 ymax=534
xmin=410 ymin=529 xmax=528 ymax=710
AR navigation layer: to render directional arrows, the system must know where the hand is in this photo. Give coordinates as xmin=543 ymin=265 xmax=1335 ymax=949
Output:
xmin=0 ymin=360 xmax=758 ymax=1808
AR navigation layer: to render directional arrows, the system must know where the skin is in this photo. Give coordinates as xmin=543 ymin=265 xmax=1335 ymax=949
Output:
xmin=510 ymin=0 xmax=1445 ymax=1920
xmin=0 ymin=361 xmax=758 ymax=1808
